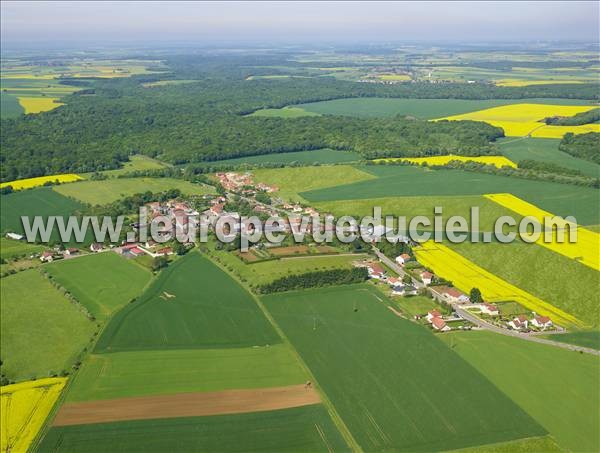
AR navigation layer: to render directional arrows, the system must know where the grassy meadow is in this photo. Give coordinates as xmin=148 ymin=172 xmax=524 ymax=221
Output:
xmin=53 ymin=177 xmax=215 ymax=205
xmin=252 ymin=165 xmax=375 ymax=201
xmin=441 ymin=331 xmax=600 ymax=452
xmin=0 ymin=269 xmax=95 ymax=382
xmin=94 ymin=252 xmax=280 ymax=352
xmin=96 ymin=155 xmax=169 ymax=177
xmin=541 ymin=331 xmax=600 ymax=350
xmin=263 ymin=284 xmax=545 ymax=452
xmin=66 ymin=345 xmax=307 ymax=402
xmin=497 ymin=137 xmax=600 ymax=177
xmin=0 ymin=93 xmax=24 ymax=118
xmin=46 ymin=252 xmax=152 ymax=321
xmin=0 ymin=237 xmax=45 ymax=260
xmin=39 ymin=405 xmax=348 ymax=453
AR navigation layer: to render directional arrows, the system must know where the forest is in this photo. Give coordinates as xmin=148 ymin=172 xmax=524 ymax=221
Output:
xmin=1 ymin=54 xmax=599 ymax=181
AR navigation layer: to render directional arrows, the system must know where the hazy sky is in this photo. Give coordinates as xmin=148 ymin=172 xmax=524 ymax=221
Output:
xmin=2 ymin=1 xmax=598 ymax=45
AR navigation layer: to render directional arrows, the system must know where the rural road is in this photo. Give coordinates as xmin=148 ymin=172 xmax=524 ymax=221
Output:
xmin=372 ymin=247 xmax=599 ymax=356
xmin=372 ymin=247 xmax=425 ymax=289
xmin=455 ymin=306 xmax=600 ymax=356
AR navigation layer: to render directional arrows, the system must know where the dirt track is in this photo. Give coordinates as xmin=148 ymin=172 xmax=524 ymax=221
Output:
xmin=53 ymin=385 xmax=321 ymax=426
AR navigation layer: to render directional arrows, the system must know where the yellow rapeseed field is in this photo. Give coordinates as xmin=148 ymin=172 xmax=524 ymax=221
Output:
xmin=414 ymin=241 xmax=584 ymax=327
xmin=484 ymin=193 xmax=600 ymax=271
xmin=374 ymin=154 xmax=517 ymax=169
xmin=0 ymin=174 xmax=83 ymax=191
xmin=437 ymin=103 xmax=600 ymax=138
xmin=1 ymin=378 xmax=67 ymax=453
xmin=17 ymin=97 xmax=64 ymax=114
xmin=495 ymin=80 xmax=586 ymax=87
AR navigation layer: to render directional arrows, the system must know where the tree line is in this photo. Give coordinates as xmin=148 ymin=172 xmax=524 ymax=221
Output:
xmin=258 ymin=267 xmax=368 ymax=293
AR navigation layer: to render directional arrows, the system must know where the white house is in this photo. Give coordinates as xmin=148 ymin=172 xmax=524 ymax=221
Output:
xmin=395 ymin=253 xmax=412 ymax=266
xmin=90 ymin=243 xmax=104 ymax=252
xmin=420 ymin=271 xmax=433 ymax=286
xmin=508 ymin=315 xmax=529 ymax=330
xmin=531 ymin=316 xmax=553 ymax=329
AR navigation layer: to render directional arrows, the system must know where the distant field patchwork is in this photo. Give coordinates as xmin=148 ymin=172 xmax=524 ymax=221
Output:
xmin=438 ymin=103 xmax=600 ymax=138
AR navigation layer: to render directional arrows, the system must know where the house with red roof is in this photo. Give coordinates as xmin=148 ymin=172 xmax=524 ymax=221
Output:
xmin=420 ymin=271 xmax=433 ymax=286
xmin=367 ymin=262 xmax=386 ymax=280
xmin=509 ymin=315 xmax=529 ymax=330
xmin=431 ymin=317 xmax=451 ymax=332
xmin=426 ymin=310 xmax=442 ymax=323
xmin=531 ymin=316 xmax=553 ymax=329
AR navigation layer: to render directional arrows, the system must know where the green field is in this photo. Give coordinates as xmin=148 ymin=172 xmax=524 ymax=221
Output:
xmin=249 ymin=106 xmax=321 ymax=118
xmin=542 ymin=331 xmax=600 ymax=350
xmin=314 ymin=194 xmax=519 ymax=232
xmin=0 ymin=92 xmax=24 ymax=118
xmin=301 ymin=165 xmax=600 ymax=225
xmin=46 ymin=253 xmax=152 ymax=321
xmin=94 ymin=252 xmax=280 ymax=352
xmin=198 ymin=149 xmax=361 ymax=166
xmin=450 ymin=436 xmax=561 ymax=453
xmin=95 ymin=155 xmax=169 ymax=177
xmin=450 ymin=239 xmax=600 ymax=326
xmin=0 ymin=237 xmax=45 ymax=260
xmin=0 ymin=187 xmax=85 ymax=237
xmin=249 ymin=97 xmax=595 ymax=120
xmin=263 ymin=284 xmax=545 ymax=452
xmin=66 ymin=345 xmax=307 ymax=401
xmin=53 ymin=177 xmax=215 ymax=206
xmin=206 ymin=240 xmax=366 ymax=286
xmin=253 ymin=165 xmax=375 ymax=201
xmin=0 ymin=269 xmax=95 ymax=382
xmin=441 ymin=331 xmax=600 ymax=452
xmin=498 ymin=137 xmax=600 ymax=177
xmin=38 ymin=405 xmax=348 ymax=452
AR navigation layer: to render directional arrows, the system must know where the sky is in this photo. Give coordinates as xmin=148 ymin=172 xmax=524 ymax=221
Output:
xmin=1 ymin=1 xmax=598 ymax=46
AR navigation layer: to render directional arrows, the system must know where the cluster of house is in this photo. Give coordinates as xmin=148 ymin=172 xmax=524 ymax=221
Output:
xmin=508 ymin=314 xmax=553 ymax=331
xmin=39 ymin=247 xmax=79 ymax=262
xmin=146 ymin=199 xmax=202 ymax=234
xmin=216 ymin=172 xmax=278 ymax=194
xmin=364 ymin=260 xmax=429 ymax=297
xmin=119 ymin=241 xmax=175 ymax=258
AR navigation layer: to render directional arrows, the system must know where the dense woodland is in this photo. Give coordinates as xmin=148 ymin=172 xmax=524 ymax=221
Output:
xmin=1 ymin=54 xmax=599 ymax=181
xmin=559 ymin=132 xmax=600 ymax=164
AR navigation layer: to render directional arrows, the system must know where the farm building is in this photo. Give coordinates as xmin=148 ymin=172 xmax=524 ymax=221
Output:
xmin=5 ymin=232 xmax=24 ymax=241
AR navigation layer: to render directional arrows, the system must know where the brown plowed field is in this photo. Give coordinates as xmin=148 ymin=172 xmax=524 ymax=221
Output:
xmin=53 ymin=384 xmax=320 ymax=426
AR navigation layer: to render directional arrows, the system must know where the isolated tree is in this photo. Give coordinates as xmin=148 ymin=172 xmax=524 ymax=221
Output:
xmin=402 ymin=274 xmax=412 ymax=284
xmin=470 ymin=287 xmax=483 ymax=303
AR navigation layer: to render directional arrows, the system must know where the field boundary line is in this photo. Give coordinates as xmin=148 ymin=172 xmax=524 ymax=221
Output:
xmin=202 ymin=250 xmax=362 ymax=452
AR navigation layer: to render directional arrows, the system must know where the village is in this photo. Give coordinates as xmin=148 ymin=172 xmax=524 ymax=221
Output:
xmin=6 ymin=170 xmax=557 ymax=336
